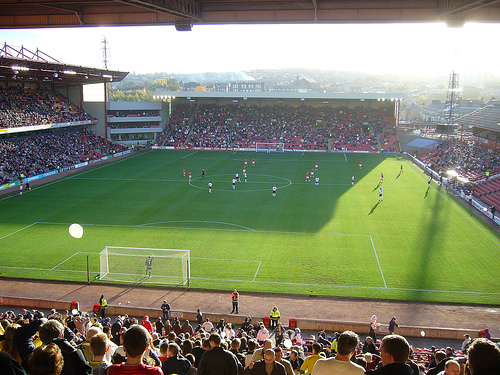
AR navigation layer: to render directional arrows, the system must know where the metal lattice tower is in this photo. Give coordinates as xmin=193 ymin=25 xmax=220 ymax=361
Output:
xmin=444 ymin=70 xmax=460 ymax=134
xmin=101 ymin=37 xmax=109 ymax=69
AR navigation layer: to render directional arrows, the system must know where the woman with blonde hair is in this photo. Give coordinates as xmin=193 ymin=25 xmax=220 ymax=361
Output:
xmin=0 ymin=323 xmax=22 ymax=364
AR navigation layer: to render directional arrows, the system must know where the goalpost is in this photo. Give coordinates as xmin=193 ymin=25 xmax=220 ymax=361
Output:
xmin=99 ymin=246 xmax=190 ymax=286
xmin=255 ymin=142 xmax=285 ymax=152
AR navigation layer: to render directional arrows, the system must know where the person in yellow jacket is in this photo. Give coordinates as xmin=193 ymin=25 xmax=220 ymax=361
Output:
xmin=99 ymin=295 xmax=107 ymax=318
xmin=270 ymin=306 xmax=280 ymax=329
xmin=300 ymin=343 xmax=325 ymax=375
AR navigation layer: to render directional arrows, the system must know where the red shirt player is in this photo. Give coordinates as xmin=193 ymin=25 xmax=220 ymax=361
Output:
xmin=252 ymin=158 xmax=255 ymax=166
xmin=243 ymin=166 xmax=246 ymax=174
xmin=306 ymin=171 xmax=310 ymax=182
xmin=244 ymin=159 xmax=248 ymax=166
xmin=380 ymin=172 xmax=384 ymax=183
xmin=183 ymin=168 xmax=186 ymax=176
xmin=315 ymin=162 xmax=318 ymax=170
xmin=188 ymin=171 xmax=192 ymax=181
xmin=359 ymin=161 xmax=362 ymax=169
xmin=311 ymin=168 xmax=314 ymax=177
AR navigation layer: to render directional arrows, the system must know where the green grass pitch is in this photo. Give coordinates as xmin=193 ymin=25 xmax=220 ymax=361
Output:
xmin=1 ymin=150 xmax=499 ymax=305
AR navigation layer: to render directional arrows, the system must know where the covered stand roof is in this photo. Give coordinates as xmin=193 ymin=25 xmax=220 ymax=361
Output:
xmin=0 ymin=0 xmax=500 ymax=30
xmin=0 ymin=43 xmax=128 ymax=86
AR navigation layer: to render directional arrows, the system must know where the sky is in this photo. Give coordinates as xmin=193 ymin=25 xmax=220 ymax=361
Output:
xmin=1 ymin=23 xmax=500 ymax=77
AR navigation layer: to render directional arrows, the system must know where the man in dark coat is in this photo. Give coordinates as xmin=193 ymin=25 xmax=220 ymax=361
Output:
xmin=246 ymin=349 xmax=286 ymax=375
xmin=366 ymin=335 xmax=414 ymax=375
xmin=198 ymin=333 xmax=241 ymax=375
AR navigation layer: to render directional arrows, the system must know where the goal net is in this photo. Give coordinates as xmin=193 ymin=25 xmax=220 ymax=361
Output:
xmin=255 ymin=142 xmax=285 ymax=152
xmin=99 ymin=246 xmax=190 ymax=286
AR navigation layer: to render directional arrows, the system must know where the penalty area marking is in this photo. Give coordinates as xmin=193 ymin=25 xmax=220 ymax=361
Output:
xmin=0 ymin=223 xmax=37 ymax=241
xmin=141 ymin=221 xmax=256 ymax=232
xmin=182 ymin=151 xmax=198 ymax=159
xmin=2 ymin=222 xmax=496 ymax=297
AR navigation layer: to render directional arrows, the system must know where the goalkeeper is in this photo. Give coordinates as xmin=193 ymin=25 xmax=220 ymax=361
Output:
xmin=145 ymin=255 xmax=155 ymax=277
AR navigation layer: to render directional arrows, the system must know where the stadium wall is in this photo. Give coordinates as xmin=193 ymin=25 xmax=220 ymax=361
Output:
xmin=83 ymin=101 xmax=107 ymax=137
xmin=0 ymin=295 xmax=478 ymax=341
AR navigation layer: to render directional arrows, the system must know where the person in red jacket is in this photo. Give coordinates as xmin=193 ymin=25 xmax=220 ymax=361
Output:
xmin=141 ymin=316 xmax=154 ymax=334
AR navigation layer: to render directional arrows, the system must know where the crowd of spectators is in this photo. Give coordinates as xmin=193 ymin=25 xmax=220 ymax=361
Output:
xmin=0 ymin=129 xmax=128 ymax=184
xmin=157 ymin=105 xmax=195 ymax=147
xmin=416 ymin=138 xmax=500 ymax=183
xmin=157 ymin=104 xmax=397 ymax=152
xmin=1 ymin=307 xmax=498 ymax=375
xmin=185 ymin=104 xmax=238 ymax=148
xmin=0 ymin=87 xmax=95 ymax=129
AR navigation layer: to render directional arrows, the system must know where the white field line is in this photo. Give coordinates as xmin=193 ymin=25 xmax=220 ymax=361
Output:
xmin=182 ymin=151 xmax=198 ymax=159
xmin=3 ymin=222 xmax=498 ymax=296
xmin=0 ymin=265 xmax=86 ymax=273
xmin=370 ymin=235 xmax=387 ymax=288
xmin=51 ymin=252 xmax=80 ymax=270
xmin=344 ymin=153 xmax=347 ymax=162
xmin=191 ymin=276 xmax=500 ymax=295
xmin=253 ymin=261 xmax=262 ymax=281
xmin=193 ymin=257 xmax=261 ymax=263
xmin=0 ymin=223 xmax=37 ymax=241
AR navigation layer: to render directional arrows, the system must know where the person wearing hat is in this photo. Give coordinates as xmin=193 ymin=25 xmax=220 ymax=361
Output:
xmin=388 ymin=317 xmax=398 ymax=335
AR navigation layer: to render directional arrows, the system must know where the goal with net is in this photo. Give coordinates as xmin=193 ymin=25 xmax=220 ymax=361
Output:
xmin=99 ymin=246 xmax=190 ymax=286
xmin=255 ymin=142 xmax=285 ymax=152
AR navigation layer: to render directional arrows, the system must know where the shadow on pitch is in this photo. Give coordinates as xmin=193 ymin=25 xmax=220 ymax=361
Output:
xmin=372 ymin=182 xmax=382 ymax=192
xmin=424 ymin=186 xmax=430 ymax=198
xmin=368 ymin=200 xmax=381 ymax=215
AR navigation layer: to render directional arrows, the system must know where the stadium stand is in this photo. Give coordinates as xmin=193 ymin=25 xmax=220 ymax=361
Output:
xmin=0 ymin=87 xmax=95 ymax=128
xmin=156 ymin=104 xmax=397 ymax=152
xmin=0 ymin=129 xmax=127 ymax=183
xmin=0 ymin=306 xmax=475 ymax=374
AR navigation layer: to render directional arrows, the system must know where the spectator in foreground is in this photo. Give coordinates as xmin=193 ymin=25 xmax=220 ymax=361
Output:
xmin=300 ymin=343 xmax=324 ymax=375
xmin=161 ymin=342 xmax=190 ymax=375
xmin=89 ymin=333 xmax=111 ymax=375
xmin=442 ymin=360 xmax=460 ymax=375
xmin=0 ymin=351 xmax=26 ymax=375
xmin=246 ymin=348 xmax=286 ymax=375
xmin=197 ymin=332 xmax=241 ymax=375
xmin=311 ymin=330 xmax=364 ymax=375
xmin=38 ymin=319 xmax=91 ymax=375
xmin=28 ymin=343 xmax=64 ymax=375
xmin=107 ymin=325 xmax=162 ymax=375
xmin=366 ymin=335 xmax=413 ymax=375
xmin=467 ymin=338 xmax=500 ymax=375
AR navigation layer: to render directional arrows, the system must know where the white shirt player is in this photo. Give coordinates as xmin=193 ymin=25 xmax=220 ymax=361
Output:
xmin=208 ymin=182 xmax=213 ymax=193
xmin=232 ymin=178 xmax=236 ymax=189
xmin=272 ymin=186 xmax=277 ymax=197
xmin=315 ymin=177 xmax=319 ymax=185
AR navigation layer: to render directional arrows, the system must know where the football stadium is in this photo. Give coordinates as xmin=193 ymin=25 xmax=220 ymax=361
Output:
xmin=1 ymin=2 xmax=500 ymax=374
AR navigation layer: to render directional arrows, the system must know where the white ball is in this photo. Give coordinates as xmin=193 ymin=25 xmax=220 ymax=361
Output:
xmin=118 ymin=302 xmax=121 ymax=305
xmin=69 ymin=223 xmax=83 ymax=239
xmin=284 ymin=339 xmax=292 ymax=349
xmin=421 ymin=330 xmax=425 ymax=337
xmin=127 ymin=301 xmax=130 ymax=304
